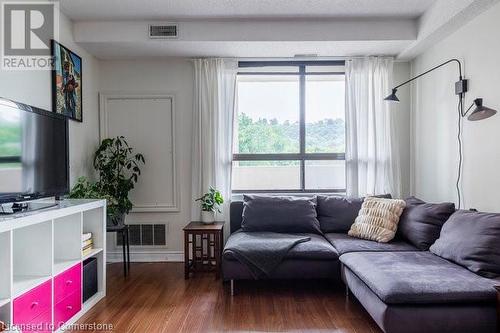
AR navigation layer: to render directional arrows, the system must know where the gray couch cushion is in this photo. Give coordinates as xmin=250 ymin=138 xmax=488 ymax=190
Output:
xmin=242 ymin=195 xmax=322 ymax=234
xmin=325 ymin=232 xmax=417 ymax=255
xmin=224 ymin=231 xmax=338 ymax=261
xmin=342 ymin=265 xmax=497 ymax=333
xmin=398 ymin=197 xmax=455 ymax=250
xmin=340 ymin=251 xmax=496 ymax=304
xmin=430 ymin=210 xmax=500 ymax=278
xmin=230 ymin=201 xmax=244 ymax=233
xmin=317 ymin=194 xmax=391 ymax=233
xmin=223 ymin=258 xmax=340 ymax=280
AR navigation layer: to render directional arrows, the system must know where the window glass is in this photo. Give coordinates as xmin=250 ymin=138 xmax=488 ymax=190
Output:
xmin=232 ymin=160 xmax=300 ymax=191
xmin=233 ymin=63 xmax=346 ymax=192
xmin=235 ymin=75 xmax=300 ymax=154
xmin=305 ymin=75 xmax=345 ymax=153
xmin=0 ymin=104 xmax=22 ymax=192
xmin=238 ymin=66 xmax=299 ymax=73
xmin=0 ymin=105 xmax=21 ymax=158
xmin=305 ymin=160 xmax=346 ymax=190
xmin=305 ymin=65 xmax=344 ymax=73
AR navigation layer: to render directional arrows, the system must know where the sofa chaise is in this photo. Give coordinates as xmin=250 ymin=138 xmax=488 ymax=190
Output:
xmin=222 ymin=195 xmax=499 ymax=333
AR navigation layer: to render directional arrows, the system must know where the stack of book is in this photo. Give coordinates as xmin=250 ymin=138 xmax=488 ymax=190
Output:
xmin=82 ymin=232 xmax=93 ymax=256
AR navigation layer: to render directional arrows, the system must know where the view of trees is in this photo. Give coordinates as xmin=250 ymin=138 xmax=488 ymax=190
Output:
xmin=1 ymin=112 xmax=346 ymax=163
xmin=0 ymin=125 xmax=20 ymax=157
xmin=236 ymin=113 xmax=345 ymax=154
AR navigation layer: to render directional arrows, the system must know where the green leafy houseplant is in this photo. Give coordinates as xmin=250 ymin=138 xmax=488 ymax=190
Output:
xmin=196 ymin=187 xmax=224 ymax=213
xmin=93 ymin=136 xmax=145 ymax=216
xmin=69 ymin=176 xmax=119 ymax=217
xmin=69 ymin=136 xmax=145 ymax=224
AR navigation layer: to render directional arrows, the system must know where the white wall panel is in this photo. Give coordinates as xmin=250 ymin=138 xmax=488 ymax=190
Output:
xmin=100 ymin=93 xmax=179 ymax=212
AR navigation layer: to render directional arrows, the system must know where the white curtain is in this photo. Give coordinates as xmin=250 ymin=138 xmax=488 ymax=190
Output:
xmin=345 ymin=57 xmax=401 ymax=198
xmin=191 ymin=58 xmax=237 ymax=222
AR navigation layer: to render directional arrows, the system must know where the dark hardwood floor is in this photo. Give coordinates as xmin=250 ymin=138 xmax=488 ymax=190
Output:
xmin=76 ymin=263 xmax=381 ymax=333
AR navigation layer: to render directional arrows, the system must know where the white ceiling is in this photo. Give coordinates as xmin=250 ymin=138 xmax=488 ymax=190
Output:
xmin=60 ymin=0 xmax=436 ymax=21
xmin=62 ymin=0 xmax=500 ymax=60
xmin=82 ymin=41 xmax=414 ymax=60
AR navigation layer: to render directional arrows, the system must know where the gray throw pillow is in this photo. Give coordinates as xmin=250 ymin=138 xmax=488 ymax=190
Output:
xmin=398 ymin=197 xmax=455 ymax=250
xmin=430 ymin=210 xmax=500 ymax=278
xmin=317 ymin=194 xmax=391 ymax=233
xmin=241 ymin=195 xmax=322 ymax=234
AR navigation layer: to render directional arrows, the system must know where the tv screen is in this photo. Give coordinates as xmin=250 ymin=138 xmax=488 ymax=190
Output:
xmin=0 ymin=97 xmax=69 ymax=204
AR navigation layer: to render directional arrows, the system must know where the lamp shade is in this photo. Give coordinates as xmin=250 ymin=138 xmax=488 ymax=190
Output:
xmin=468 ymin=98 xmax=497 ymax=121
xmin=384 ymin=88 xmax=400 ymax=102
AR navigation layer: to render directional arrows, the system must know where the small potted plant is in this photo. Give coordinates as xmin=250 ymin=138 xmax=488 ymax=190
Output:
xmin=195 ymin=187 xmax=224 ymax=224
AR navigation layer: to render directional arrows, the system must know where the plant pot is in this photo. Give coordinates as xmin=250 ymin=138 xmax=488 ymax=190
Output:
xmin=201 ymin=210 xmax=215 ymax=224
xmin=107 ymin=212 xmax=125 ymax=227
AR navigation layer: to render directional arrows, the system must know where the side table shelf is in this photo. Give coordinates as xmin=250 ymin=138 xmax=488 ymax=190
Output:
xmin=183 ymin=222 xmax=224 ymax=279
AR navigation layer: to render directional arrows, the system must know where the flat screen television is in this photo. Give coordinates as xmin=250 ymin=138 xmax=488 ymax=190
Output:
xmin=0 ymin=97 xmax=69 ymax=204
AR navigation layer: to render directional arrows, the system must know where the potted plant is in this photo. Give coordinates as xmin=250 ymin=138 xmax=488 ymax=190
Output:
xmin=195 ymin=187 xmax=224 ymax=224
xmin=69 ymin=136 xmax=145 ymax=226
xmin=69 ymin=176 xmax=119 ymax=217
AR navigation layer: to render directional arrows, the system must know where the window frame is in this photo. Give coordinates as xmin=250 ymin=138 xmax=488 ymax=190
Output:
xmin=0 ymin=157 xmax=21 ymax=163
xmin=233 ymin=60 xmax=346 ymax=194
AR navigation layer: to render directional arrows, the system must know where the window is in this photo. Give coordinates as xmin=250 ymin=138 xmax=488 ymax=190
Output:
xmin=232 ymin=61 xmax=346 ymax=192
xmin=0 ymin=103 xmax=22 ymax=194
xmin=0 ymin=103 xmax=21 ymax=165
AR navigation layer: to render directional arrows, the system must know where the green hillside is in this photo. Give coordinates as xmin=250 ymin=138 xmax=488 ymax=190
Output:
xmin=0 ymin=125 xmax=21 ymax=156
xmin=237 ymin=113 xmax=345 ymax=154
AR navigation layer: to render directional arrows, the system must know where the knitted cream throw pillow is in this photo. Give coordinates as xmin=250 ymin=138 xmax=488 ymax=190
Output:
xmin=348 ymin=197 xmax=406 ymax=243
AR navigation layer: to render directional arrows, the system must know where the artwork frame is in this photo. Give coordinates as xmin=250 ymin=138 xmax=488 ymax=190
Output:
xmin=51 ymin=40 xmax=83 ymax=122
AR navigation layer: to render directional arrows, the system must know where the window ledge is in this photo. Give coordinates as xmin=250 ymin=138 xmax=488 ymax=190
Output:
xmin=231 ymin=191 xmax=346 ymax=201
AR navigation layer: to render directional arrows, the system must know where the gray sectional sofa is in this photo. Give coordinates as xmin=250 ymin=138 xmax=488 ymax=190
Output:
xmin=222 ymin=195 xmax=499 ymax=333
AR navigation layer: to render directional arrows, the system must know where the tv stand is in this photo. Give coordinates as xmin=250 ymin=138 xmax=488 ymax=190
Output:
xmin=0 ymin=199 xmax=107 ymax=332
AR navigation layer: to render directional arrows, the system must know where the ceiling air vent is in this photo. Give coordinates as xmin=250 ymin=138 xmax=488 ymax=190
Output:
xmin=149 ymin=24 xmax=178 ymax=39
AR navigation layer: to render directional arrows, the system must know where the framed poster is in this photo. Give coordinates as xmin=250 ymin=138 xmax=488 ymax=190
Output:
xmin=51 ymin=40 xmax=82 ymax=122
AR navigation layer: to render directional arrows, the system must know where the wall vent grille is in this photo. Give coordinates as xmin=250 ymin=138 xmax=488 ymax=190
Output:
xmin=149 ymin=24 xmax=178 ymax=39
xmin=116 ymin=224 xmax=166 ymax=246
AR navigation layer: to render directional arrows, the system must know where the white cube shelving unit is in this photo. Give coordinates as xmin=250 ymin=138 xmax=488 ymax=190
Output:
xmin=13 ymin=220 xmax=53 ymax=298
xmin=0 ymin=199 xmax=106 ymax=332
xmin=0 ymin=231 xmax=11 ymax=325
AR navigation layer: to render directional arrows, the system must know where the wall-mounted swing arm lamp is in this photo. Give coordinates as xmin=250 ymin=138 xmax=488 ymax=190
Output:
xmin=384 ymin=58 xmax=497 ymax=120
xmin=385 ymin=59 xmax=467 ymax=101
xmin=383 ymin=58 xmax=497 ymax=208
xmin=462 ymin=98 xmax=497 ymax=121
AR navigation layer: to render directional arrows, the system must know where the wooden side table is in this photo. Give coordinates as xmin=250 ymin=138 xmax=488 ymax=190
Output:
xmin=183 ymin=221 xmax=224 ymax=279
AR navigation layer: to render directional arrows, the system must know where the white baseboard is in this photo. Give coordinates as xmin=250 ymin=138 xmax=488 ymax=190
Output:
xmin=107 ymin=250 xmax=184 ymax=263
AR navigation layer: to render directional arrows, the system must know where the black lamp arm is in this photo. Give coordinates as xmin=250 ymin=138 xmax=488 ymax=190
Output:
xmin=393 ymin=58 xmax=463 ymax=90
xmin=461 ymin=98 xmax=486 ymax=118
xmin=462 ymin=101 xmax=475 ymax=117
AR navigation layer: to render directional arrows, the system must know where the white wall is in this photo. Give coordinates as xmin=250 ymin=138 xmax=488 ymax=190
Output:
xmin=98 ymin=59 xmax=193 ymax=258
xmin=411 ymin=2 xmax=500 ymax=211
xmin=0 ymin=12 xmax=100 ymax=183
xmin=393 ymin=62 xmax=412 ymax=198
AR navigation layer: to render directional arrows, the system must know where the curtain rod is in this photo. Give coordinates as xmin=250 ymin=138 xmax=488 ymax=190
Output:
xmin=189 ymin=56 xmax=397 ymax=62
